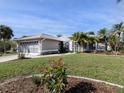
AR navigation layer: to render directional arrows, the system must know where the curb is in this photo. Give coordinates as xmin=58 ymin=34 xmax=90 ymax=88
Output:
xmin=0 ymin=75 xmax=123 ymax=89
xmin=68 ymin=75 xmax=124 ymax=89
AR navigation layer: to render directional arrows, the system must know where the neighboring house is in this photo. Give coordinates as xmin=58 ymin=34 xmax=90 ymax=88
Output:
xmin=60 ymin=34 xmax=97 ymax=53
xmin=15 ymin=33 xmax=102 ymax=56
xmin=59 ymin=36 xmax=86 ymax=52
xmin=58 ymin=36 xmax=73 ymax=51
xmin=96 ymin=38 xmax=106 ymax=52
xmin=96 ymin=32 xmax=124 ymax=52
xmin=115 ymin=31 xmax=124 ymax=44
xmin=74 ymin=34 xmax=97 ymax=52
xmin=15 ymin=34 xmax=63 ymax=56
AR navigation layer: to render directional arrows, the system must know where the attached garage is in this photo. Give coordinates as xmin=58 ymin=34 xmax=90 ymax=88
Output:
xmin=15 ymin=34 xmax=62 ymax=56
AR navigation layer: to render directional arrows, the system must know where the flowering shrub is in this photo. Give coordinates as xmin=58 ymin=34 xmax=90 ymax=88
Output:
xmin=41 ymin=58 xmax=68 ymax=93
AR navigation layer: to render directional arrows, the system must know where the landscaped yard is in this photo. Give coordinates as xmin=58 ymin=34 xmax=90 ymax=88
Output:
xmin=0 ymin=53 xmax=124 ymax=87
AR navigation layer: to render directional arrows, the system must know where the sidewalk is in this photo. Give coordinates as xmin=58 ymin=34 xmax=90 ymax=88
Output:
xmin=26 ymin=53 xmax=75 ymax=58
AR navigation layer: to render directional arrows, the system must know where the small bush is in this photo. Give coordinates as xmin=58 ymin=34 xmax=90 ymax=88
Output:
xmin=59 ymin=42 xmax=68 ymax=53
xmin=41 ymin=58 xmax=68 ymax=93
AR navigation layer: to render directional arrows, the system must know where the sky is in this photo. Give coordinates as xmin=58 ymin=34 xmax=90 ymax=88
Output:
xmin=0 ymin=0 xmax=124 ymax=38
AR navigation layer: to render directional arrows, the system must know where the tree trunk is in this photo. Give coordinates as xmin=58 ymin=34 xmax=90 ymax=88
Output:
xmin=105 ymin=42 xmax=107 ymax=52
xmin=104 ymin=37 xmax=107 ymax=52
xmin=3 ymin=40 xmax=6 ymax=54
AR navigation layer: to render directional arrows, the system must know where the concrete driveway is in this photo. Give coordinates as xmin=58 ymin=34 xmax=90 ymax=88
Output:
xmin=0 ymin=55 xmax=18 ymax=63
xmin=0 ymin=53 xmax=75 ymax=63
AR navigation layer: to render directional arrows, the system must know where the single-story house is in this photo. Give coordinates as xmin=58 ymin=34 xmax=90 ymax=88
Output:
xmin=71 ymin=34 xmax=97 ymax=52
xmin=60 ymin=36 xmax=97 ymax=53
xmin=15 ymin=33 xmax=107 ymax=56
xmin=58 ymin=36 xmax=73 ymax=51
xmin=15 ymin=34 xmax=64 ymax=56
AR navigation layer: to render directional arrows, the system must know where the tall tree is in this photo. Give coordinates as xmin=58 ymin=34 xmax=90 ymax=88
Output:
xmin=71 ymin=32 xmax=98 ymax=52
xmin=98 ymin=28 xmax=108 ymax=51
xmin=71 ymin=32 xmax=88 ymax=45
xmin=71 ymin=32 xmax=89 ymax=52
xmin=0 ymin=25 xmax=14 ymax=53
xmin=113 ymin=22 xmax=124 ymax=52
xmin=108 ymin=33 xmax=116 ymax=51
xmin=113 ymin=22 xmax=124 ymax=33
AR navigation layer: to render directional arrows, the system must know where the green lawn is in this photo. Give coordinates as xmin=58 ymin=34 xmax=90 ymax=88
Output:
xmin=0 ymin=53 xmax=124 ymax=87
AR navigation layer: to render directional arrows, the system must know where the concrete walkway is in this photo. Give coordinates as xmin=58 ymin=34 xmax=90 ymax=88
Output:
xmin=26 ymin=53 xmax=75 ymax=58
xmin=0 ymin=53 xmax=75 ymax=63
xmin=0 ymin=55 xmax=18 ymax=63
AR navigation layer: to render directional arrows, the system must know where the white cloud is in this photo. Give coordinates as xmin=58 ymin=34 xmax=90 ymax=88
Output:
xmin=1 ymin=0 xmax=124 ymax=37
xmin=0 ymin=14 xmax=77 ymax=37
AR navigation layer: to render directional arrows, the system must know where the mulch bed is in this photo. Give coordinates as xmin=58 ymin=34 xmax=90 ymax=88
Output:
xmin=0 ymin=76 xmax=118 ymax=93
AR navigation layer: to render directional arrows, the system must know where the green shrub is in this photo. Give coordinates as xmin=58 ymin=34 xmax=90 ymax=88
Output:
xmin=41 ymin=58 xmax=68 ymax=93
xmin=59 ymin=42 xmax=68 ymax=53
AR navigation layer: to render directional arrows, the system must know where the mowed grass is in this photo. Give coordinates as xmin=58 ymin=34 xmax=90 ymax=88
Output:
xmin=0 ymin=53 xmax=124 ymax=86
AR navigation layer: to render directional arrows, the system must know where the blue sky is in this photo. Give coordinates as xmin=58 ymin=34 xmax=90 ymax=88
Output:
xmin=0 ymin=0 xmax=124 ymax=38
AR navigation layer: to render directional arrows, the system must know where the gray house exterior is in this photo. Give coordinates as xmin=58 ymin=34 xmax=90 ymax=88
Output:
xmin=15 ymin=34 xmax=63 ymax=56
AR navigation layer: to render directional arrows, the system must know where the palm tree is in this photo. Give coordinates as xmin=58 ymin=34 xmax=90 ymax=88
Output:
xmin=113 ymin=22 xmax=124 ymax=33
xmin=108 ymin=32 xmax=116 ymax=51
xmin=79 ymin=32 xmax=88 ymax=44
xmin=87 ymin=36 xmax=98 ymax=51
xmin=71 ymin=32 xmax=88 ymax=52
xmin=0 ymin=40 xmax=4 ymax=55
xmin=0 ymin=25 xmax=14 ymax=53
xmin=98 ymin=28 xmax=108 ymax=51
xmin=71 ymin=32 xmax=80 ymax=42
xmin=71 ymin=32 xmax=99 ymax=52
xmin=113 ymin=22 xmax=124 ymax=52
xmin=86 ymin=32 xmax=98 ymax=43
xmin=71 ymin=32 xmax=89 ymax=44
xmin=98 ymin=28 xmax=108 ymax=38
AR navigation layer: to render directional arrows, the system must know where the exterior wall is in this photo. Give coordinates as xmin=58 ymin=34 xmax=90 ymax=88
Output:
xmin=71 ymin=41 xmax=96 ymax=52
xmin=69 ymin=41 xmax=73 ymax=51
xmin=71 ymin=42 xmax=84 ymax=52
xmin=63 ymin=40 xmax=72 ymax=52
xmin=17 ymin=38 xmax=61 ymax=56
xmin=120 ymin=32 xmax=124 ymax=42
xmin=96 ymin=43 xmax=105 ymax=52
xmin=42 ymin=39 xmax=60 ymax=53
